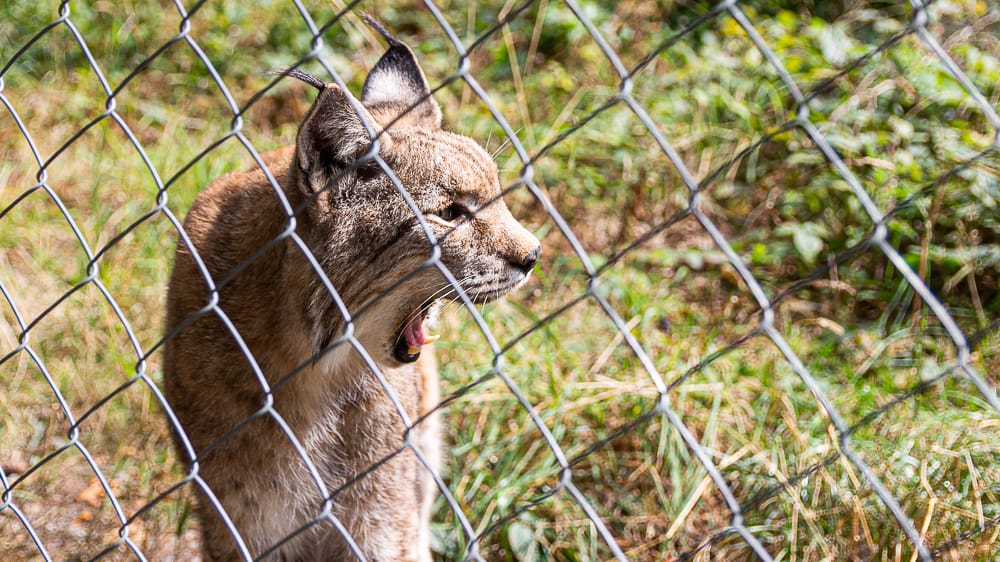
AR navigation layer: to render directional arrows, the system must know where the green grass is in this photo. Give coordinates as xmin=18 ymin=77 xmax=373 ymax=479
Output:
xmin=2 ymin=1 xmax=999 ymax=560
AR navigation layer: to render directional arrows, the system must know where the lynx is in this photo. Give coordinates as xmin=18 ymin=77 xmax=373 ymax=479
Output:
xmin=163 ymin=18 xmax=540 ymax=561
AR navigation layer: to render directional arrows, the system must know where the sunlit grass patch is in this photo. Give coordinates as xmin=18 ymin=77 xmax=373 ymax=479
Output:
xmin=3 ymin=1 xmax=1000 ymax=560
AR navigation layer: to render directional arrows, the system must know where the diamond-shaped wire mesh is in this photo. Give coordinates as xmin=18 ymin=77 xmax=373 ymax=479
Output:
xmin=2 ymin=1 xmax=999 ymax=560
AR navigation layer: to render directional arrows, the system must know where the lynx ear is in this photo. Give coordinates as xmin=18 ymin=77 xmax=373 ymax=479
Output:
xmin=361 ymin=17 xmax=442 ymax=129
xmin=295 ymin=84 xmax=389 ymax=194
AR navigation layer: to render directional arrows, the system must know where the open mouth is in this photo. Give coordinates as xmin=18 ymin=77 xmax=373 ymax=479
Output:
xmin=390 ymin=276 xmax=527 ymax=363
xmin=393 ymin=305 xmax=440 ymax=363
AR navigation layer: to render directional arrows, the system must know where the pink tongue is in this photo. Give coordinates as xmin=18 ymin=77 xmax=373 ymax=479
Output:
xmin=403 ymin=313 xmax=425 ymax=348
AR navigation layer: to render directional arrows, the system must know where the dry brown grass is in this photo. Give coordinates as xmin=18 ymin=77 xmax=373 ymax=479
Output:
xmin=3 ymin=1 xmax=1000 ymax=561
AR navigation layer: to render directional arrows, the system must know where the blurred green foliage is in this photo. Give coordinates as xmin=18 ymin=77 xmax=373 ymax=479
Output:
xmin=1 ymin=0 xmax=998 ymax=560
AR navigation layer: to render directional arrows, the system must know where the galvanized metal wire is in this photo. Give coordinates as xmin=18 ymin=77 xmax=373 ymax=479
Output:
xmin=1 ymin=1 xmax=998 ymax=560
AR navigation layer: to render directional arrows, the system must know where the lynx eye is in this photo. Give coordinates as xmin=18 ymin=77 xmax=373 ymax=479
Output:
xmin=435 ymin=203 xmax=472 ymax=223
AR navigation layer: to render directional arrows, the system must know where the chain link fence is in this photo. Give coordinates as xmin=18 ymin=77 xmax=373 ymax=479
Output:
xmin=2 ymin=0 xmax=999 ymax=560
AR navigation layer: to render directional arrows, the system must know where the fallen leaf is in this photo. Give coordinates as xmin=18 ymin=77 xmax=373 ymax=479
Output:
xmin=1 ymin=450 xmax=30 ymax=475
xmin=76 ymin=478 xmax=105 ymax=508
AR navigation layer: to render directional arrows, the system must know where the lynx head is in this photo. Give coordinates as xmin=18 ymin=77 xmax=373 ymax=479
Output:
xmin=284 ymin=18 xmax=540 ymax=366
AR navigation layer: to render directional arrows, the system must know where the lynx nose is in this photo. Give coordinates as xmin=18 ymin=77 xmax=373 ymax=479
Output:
xmin=512 ymin=246 xmax=541 ymax=274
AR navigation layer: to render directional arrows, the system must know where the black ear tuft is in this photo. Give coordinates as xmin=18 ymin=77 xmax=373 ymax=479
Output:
xmin=361 ymin=14 xmax=404 ymax=48
xmin=273 ymin=67 xmax=326 ymax=91
xmin=360 ymin=16 xmax=442 ymax=129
